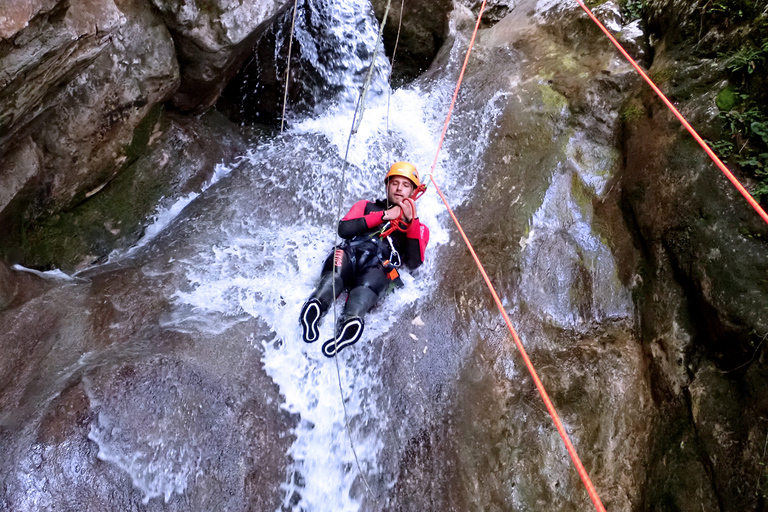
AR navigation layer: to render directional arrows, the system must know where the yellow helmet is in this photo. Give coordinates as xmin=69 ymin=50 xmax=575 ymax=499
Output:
xmin=385 ymin=161 xmax=420 ymax=188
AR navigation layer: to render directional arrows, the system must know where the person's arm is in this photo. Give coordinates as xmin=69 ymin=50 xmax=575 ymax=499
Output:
xmin=338 ymin=200 xmax=386 ymax=239
xmin=401 ymin=218 xmax=429 ymax=269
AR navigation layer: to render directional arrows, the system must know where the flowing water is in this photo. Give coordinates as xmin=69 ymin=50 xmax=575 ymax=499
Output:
xmin=152 ymin=66 xmax=504 ymax=512
xmin=77 ymin=2 xmax=504 ymax=509
xmin=2 ymin=0 xmax=639 ymax=509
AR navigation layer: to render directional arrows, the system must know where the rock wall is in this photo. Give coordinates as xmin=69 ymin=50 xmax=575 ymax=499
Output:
xmin=1 ymin=0 xmax=767 ymax=510
xmin=371 ymin=0 xmax=453 ymax=86
xmin=0 ymin=255 xmax=296 ymax=510
xmin=0 ymin=0 xmax=179 ymax=228
xmin=620 ymin=0 xmax=768 ymax=509
xmin=149 ymin=0 xmax=285 ymax=111
xmin=0 ymin=0 xmax=285 ymax=270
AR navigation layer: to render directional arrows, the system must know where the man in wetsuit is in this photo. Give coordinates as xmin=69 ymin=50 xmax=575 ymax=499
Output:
xmin=300 ymin=161 xmax=430 ymax=357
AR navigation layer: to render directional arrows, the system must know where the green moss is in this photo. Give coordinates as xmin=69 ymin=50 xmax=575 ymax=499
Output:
xmin=716 ymin=86 xmax=739 ymax=111
xmin=124 ymin=103 xmax=164 ymax=163
xmin=22 ymin=107 xmax=170 ymax=271
xmin=538 ymin=84 xmax=568 ymax=112
xmin=649 ymin=68 xmax=672 ymax=84
xmin=620 ymin=102 xmax=646 ymax=122
xmin=619 ymin=0 xmax=646 ymax=22
xmin=570 ymin=172 xmax=593 ymax=212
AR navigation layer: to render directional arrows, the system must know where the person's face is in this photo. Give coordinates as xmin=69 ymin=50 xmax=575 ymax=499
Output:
xmin=386 ymin=176 xmax=415 ymax=205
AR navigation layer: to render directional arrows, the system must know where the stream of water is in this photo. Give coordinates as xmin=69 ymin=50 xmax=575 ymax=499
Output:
xmin=1 ymin=1 xmax=640 ymax=509
xmin=90 ymin=2 xmax=503 ymax=508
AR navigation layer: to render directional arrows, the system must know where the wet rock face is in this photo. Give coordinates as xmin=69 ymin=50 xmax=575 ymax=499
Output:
xmin=371 ymin=0 xmax=453 ymax=86
xmin=618 ymin=0 xmax=768 ymax=509
xmin=459 ymin=0 xmax=518 ymax=26
xmin=0 ymin=259 xmax=295 ymax=510
xmin=0 ymin=261 xmax=17 ymax=311
xmin=148 ymin=0 xmax=284 ymax=111
xmin=0 ymin=0 xmax=179 ymax=235
xmin=377 ymin=2 xmax=654 ymax=510
xmin=15 ymin=110 xmax=253 ymax=272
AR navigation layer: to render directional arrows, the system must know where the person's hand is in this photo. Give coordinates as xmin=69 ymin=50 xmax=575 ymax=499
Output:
xmin=400 ymin=198 xmax=416 ymax=222
xmin=383 ymin=206 xmax=401 ymax=222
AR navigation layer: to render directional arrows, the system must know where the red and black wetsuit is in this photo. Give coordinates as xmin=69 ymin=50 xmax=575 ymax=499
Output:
xmin=310 ymin=199 xmax=430 ymax=321
xmin=338 ymin=199 xmax=429 ymax=268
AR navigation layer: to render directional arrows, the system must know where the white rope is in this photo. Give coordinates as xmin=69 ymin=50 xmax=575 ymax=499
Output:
xmin=280 ymin=0 xmax=300 ymax=133
xmin=327 ymin=0 xmax=395 ymax=501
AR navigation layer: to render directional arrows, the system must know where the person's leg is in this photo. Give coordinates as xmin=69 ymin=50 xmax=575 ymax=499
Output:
xmin=301 ymin=248 xmax=351 ymax=343
xmin=321 ymin=267 xmax=389 ymax=357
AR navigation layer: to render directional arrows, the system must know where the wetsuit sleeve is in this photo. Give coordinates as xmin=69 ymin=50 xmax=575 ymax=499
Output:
xmin=338 ymin=200 xmax=385 ymax=239
xmin=402 ymin=218 xmax=430 ymax=269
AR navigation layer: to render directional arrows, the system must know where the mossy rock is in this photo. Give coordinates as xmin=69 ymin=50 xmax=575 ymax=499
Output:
xmin=716 ymin=86 xmax=738 ymax=112
xmin=20 ymin=110 xmax=252 ymax=272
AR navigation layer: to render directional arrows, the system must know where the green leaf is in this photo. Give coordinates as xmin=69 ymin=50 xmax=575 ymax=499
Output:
xmin=751 ymin=121 xmax=768 ymax=144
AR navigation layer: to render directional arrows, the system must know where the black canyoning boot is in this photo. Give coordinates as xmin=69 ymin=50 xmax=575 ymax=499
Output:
xmin=321 ymin=316 xmax=365 ymax=357
xmin=300 ymin=298 xmax=324 ymax=343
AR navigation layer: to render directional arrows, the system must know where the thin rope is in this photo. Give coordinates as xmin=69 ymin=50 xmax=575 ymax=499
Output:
xmin=353 ymin=0 xmax=392 ymax=134
xmin=425 ymin=1 xmax=607 ymax=510
xmin=280 ymin=0 xmax=300 ymax=133
xmin=572 ymin=0 xmax=768 ymax=226
xmin=386 ymin=0 xmax=406 ymax=136
xmin=325 ymin=2 xmax=395 ymax=500
xmin=329 ymin=93 xmax=379 ymax=502
xmin=429 ymin=178 xmax=607 ymax=512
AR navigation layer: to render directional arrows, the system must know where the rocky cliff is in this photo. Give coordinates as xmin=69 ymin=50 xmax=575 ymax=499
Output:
xmin=1 ymin=0 xmax=767 ymax=510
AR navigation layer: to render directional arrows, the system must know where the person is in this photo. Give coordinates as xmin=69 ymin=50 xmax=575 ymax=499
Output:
xmin=300 ymin=161 xmax=430 ymax=357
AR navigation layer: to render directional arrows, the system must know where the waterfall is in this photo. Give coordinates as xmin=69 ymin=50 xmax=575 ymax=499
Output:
xmin=132 ymin=3 xmax=508 ymax=509
xmin=0 ymin=0 xmax=643 ymax=509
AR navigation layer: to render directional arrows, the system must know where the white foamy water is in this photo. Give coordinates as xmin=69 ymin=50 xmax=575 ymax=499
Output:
xmin=78 ymin=3 xmax=505 ymax=505
xmin=159 ymin=76 xmax=504 ymax=510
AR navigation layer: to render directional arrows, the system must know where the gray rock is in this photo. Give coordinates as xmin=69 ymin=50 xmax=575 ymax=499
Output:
xmin=149 ymin=0 xmax=284 ymax=111
xmin=372 ymin=0 xmax=453 ymax=86
xmin=0 ymin=0 xmax=179 ymax=228
xmin=0 ymin=260 xmax=17 ymax=311
xmin=0 ymin=260 xmax=295 ymax=510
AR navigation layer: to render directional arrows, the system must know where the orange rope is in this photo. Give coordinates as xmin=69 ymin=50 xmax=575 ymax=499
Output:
xmin=573 ymin=0 xmax=768 ymax=226
xmin=427 ymin=2 xmax=607 ymax=511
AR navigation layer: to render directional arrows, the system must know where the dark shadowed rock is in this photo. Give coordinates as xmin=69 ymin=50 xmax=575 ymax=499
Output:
xmin=220 ymin=0 xmax=390 ymax=125
xmin=0 ymin=261 xmax=51 ymax=312
xmin=459 ymin=0 xmax=518 ymax=26
xmin=618 ymin=0 xmax=768 ymax=509
xmin=0 ymin=0 xmax=179 ymax=239
xmin=0 ymin=261 xmax=17 ymax=311
xmin=148 ymin=0 xmax=284 ymax=111
xmin=371 ymin=0 xmax=453 ymax=86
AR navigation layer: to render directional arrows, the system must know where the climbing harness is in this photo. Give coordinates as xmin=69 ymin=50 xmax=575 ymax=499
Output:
xmin=280 ymin=0 xmax=300 ymax=134
xmin=572 ymin=0 xmax=768 ymax=226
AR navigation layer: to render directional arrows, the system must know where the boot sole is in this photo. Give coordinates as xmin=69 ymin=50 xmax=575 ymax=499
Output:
xmin=300 ymin=300 xmax=322 ymax=343
xmin=322 ymin=318 xmax=363 ymax=357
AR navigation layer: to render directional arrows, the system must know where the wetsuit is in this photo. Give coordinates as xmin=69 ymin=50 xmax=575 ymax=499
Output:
xmin=312 ymin=199 xmax=429 ymax=316
xmin=302 ymin=199 xmax=429 ymax=356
